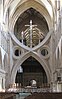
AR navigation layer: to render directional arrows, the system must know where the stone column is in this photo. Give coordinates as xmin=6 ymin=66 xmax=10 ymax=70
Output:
xmin=49 ymin=33 xmax=54 ymax=84
xmin=3 ymin=77 xmax=5 ymax=89
xmin=0 ymin=76 xmax=2 ymax=90
xmin=0 ymin=29 xmax=1 ymax=46
xmin=21 ymin=31 xmax=24 ymax=44
xmin=55 ymin=0 xmax=60 ymax=29
xmin=5 ymin=34 xmax=11 ymax=88
xmin=56 ymin=82 xmax=62 ymax=92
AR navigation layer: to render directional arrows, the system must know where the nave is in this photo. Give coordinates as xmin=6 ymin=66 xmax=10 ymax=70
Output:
xmin=1 ymin=0 xmax=62 ymax=98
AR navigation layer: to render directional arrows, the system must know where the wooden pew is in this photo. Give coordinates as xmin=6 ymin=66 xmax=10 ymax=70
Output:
xmin=24 ymin=92 xmax=62 ymax=99
xmin=0 ymin=92 xmax=16 ymax=99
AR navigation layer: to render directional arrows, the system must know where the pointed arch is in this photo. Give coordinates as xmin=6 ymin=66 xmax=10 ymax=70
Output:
xmin=9 ymin=0 xmax=53 ymax=33
xmin=11 ymin=52 xmax=51 ymax=85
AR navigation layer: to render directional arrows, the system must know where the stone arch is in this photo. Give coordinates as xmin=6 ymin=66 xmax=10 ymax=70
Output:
xmin=9 ymin=0 xmax=53 ymax=33
xmin=4 ymin=0 xmax=54 ymax=26
xmin=11 ymin=52 xmax=51 ymax=85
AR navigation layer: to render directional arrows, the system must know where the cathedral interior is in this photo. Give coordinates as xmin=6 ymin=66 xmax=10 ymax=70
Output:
xmin=0 ymin=0 xmax=62 ymax=96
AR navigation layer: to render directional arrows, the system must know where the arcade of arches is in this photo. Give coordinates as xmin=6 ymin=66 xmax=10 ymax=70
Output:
xmin=0 ymin=0 xmax=62 ymax=92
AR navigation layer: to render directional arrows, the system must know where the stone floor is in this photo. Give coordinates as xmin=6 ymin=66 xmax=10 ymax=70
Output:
xmin=16 ymin=92 xmax=31 ymax=99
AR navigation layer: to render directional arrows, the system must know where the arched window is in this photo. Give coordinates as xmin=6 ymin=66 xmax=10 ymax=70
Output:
xmin=41 ymin=49 xmax=48 ymax=56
